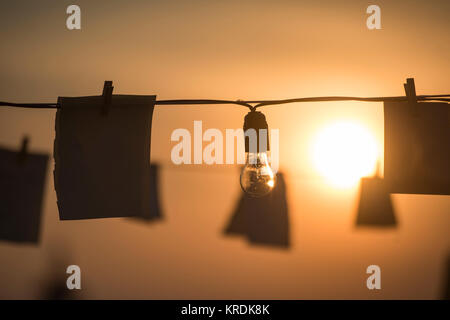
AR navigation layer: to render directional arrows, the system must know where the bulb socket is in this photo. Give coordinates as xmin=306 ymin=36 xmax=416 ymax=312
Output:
xmin=243 ymin=110 xmax=270 ymax=152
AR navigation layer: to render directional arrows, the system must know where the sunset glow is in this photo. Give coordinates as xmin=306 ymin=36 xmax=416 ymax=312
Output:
xmin=312 ymin=121 xmax=379 ymax=188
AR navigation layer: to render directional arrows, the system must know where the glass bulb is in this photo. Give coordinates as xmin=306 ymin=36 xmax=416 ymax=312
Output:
xmin=240 ymin=152 xmax=276 ymax=197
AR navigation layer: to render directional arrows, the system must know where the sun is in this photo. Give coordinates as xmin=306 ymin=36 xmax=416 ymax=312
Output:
xmin=312 ymin=121 xmax=379 ymax=188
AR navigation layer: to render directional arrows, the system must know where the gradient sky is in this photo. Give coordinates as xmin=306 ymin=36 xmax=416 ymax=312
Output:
xmin=0 ymin=0 xmax=449 ymax=299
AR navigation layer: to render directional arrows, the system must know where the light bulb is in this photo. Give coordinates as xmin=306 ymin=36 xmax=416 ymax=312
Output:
xmin=240 ymin=109 xmax=275 ymax=197
xmin=240 ymin=152 xmax=276 ymax=197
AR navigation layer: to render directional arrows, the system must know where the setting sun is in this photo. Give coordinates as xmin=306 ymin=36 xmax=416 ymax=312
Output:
xmin=312 ymin=121 xmax=379 ymax=188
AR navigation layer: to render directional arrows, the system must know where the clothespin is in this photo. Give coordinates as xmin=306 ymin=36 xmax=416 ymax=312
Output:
xmin=101 ymin=81 xmax=114 ymax=115
xmin=403 ymin=78 xmax=418 ymax=116
xmin=17 ymin=136 xmax=29 ymax=165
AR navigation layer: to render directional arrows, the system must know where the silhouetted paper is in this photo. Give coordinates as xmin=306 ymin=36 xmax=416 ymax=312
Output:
xmin=132 ymin=163 xmax=163 ymax=222
xmin=54 ymin=95 xmax=156 ymax=220
xmin=356 ymin=177 xmax=396 ymax=227
xmin=384 ymin=102 xmax=450 ymax=195
xmin=224 ymin=196 xmax=248 ymax=237
xmin=224 ymin=173 xmax=289 ymax=248
xmin=0 ymin=146 xmax=48 ymax=243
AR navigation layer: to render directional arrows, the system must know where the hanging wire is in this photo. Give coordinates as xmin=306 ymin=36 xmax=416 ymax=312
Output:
xmin=0 ymin=101 xmax=59 ymax=108
xmin=252 ymin=95 xmax=450 ymax=109
xmin=0 ymin=94 xmax=449 ymax=110
xmin=154 ymin=99 xmax=255 ymax=110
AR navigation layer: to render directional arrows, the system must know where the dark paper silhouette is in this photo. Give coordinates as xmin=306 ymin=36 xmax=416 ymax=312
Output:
xmin=444 ymin=255 xmax=450 ymax=300
xmin=132 ymin=163 xmax=163 ymax=222
xmin=41 ymin=251 xmax=83 ymax=300
xmin=356 ymin=177 xmax=396 ymax=227
xmin=54 ymin=95 xmax=156 ymax=220
xmin=224 ymin=196 xmax=248 ymax=237
xmin=224 ymin=172 xmax=289 ymax=248
xmin=0 ymin=144 xmax=48 ymax=243
xmin=43 ymin=281 xmax=80 ymax=300
xmin=384 ymin=102 xmax=450 ymax=195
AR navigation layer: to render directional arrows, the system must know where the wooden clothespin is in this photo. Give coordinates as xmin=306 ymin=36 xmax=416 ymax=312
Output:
xmin=17 ymin=136 xmax=29 ymax=165
xmin=403 ymin=78 xmax=418 ymax=116
xmin=101 ymin=80 xmax=114 ymax=115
